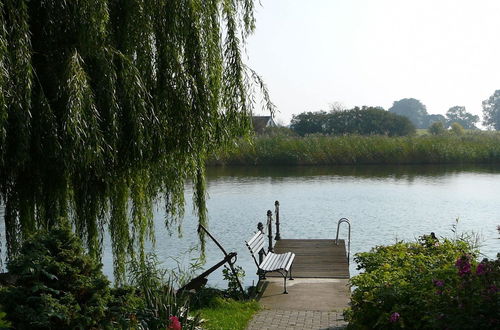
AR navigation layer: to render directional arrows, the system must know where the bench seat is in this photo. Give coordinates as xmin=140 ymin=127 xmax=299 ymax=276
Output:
xmin=246 ymin=232 xmax=295 ymax=293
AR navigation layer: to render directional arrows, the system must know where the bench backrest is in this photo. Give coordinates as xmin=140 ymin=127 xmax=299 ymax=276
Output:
xmin=245 ymin=231 xmax=266 ymax=267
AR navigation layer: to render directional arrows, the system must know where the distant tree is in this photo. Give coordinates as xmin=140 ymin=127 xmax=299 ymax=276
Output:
xmin=446 ymin=106 xmax=479 ymax=129
xmin=427 ymin=114 xmax=447 ymax=127
xmin=291 ymin=107 xmax=415 ymax=137
xmin=325 ymin=106 xmax=415 ymax=136
xmin=428 ymin=122 xmax=446 ymax=135
xmin=482 ymin=90 xmax=500 ymax=130
xmin=290 ymin=111 xmax=327 ymax=136
xmin=450 ymin=122 xmax=465 ymax=135
xmin=388 ymin=98 xmax=429 ymax=128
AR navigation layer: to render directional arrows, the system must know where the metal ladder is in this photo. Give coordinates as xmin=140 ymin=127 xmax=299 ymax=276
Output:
xmin=335 ymin=218 xmax=351 ymax=263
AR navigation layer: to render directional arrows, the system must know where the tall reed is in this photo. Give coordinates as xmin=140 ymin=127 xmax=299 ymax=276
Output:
xmin=210 ymin=132 xmax=500 ymax=166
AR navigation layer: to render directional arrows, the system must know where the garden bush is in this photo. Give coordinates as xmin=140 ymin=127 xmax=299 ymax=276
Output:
xmin=0 ymin=228 xmax=204 ymax=329
xmin=0 ymin=227 xmax=111 ymax=329
xmin=345 ymin=234 xmax=499 ymax=329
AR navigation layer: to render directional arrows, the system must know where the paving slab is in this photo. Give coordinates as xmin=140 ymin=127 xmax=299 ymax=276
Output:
xmin=246 ymin=309 xmax=347 ymax=330
xmin=246 ymin=278 xmax=350 ymax=330
xmin=258 ymin=278 xmax=350 ymax=311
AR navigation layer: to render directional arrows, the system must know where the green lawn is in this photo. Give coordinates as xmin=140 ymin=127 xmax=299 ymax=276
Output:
xmin=197 ymin=297 xmax=260 ymax=330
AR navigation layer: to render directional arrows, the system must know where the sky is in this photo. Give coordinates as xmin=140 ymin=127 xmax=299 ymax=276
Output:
xmin=246 ymin=0 xmax=500 ymax=126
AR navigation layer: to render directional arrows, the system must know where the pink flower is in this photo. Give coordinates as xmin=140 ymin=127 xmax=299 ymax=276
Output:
xmin=487 ymin=285 xmax=498 ymax=294
xmin=168 ymin=316 xmax=182 ymax=330
xmin=433 ymin=279 xmax=444 ymax=287
xmin=455 ymin=255 xmax=472 ymax=276
xmin=476 ymin=262 xmax=487 ymax=275
xmin=390 ymin=312 xmax=400 ymax=323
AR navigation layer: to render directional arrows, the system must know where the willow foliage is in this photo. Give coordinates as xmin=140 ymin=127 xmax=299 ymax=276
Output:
xmin=0 ymin=0 xmax=271 ymax=283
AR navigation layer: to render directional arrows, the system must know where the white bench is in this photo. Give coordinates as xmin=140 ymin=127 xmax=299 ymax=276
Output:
xmin=245 ymin=231 xmax=295 ymax=294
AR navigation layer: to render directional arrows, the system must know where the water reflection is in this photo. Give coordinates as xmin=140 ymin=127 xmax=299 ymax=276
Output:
xmin=207 ymin=164 xmax=500 ymax=182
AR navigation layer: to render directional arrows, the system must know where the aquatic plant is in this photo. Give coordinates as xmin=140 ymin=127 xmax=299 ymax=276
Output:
xmin=212 ymin=132 xmax=500 ymax=166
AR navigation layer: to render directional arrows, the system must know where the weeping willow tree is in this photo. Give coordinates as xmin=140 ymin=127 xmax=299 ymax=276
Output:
xmin=0 ymin=0 xmax=272 ymax=283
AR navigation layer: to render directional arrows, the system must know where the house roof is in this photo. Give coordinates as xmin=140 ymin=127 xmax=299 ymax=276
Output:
xmin=251 ymin=116 xmax=274 ymax=132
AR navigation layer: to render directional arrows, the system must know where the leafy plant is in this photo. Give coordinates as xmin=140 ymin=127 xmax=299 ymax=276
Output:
xmin=0 ymin=227 xmax=111 ymax=329
xmin=125 ymin=253 xmax=203 ymax=330
xmin=222 ymin=265 xmax=246 ymax=299
xmin=345 ymin=233 xmax=499 ymax=329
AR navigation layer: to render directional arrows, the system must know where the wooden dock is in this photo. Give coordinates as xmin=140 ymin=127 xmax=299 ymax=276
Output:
xmin=267 ymin=239 xmax=349 ymax=279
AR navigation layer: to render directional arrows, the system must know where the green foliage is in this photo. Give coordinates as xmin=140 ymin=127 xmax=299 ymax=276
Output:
xmin=197 ymin=296 xmax=260 ymax=330
xmin=482 ymin=90 xmax=500 ymax=130
xmin=345 ymin=234 xmax=499 ymax=329
xmin=0 ymin=0 xmax=269 ymax=282
xmin=427 ymin=114 xmax=447 ymax=128
xmin=446 ymin=106 xmax=479 ymax=129
xmin=388 ymin=98 xmax=429 ymax=129
xmin=0 ymin=227 xmax=111 ymax=329
xmin=428 ymin=121 xmax=446 ymax=135
xmin=123 ymin=253 xmax=203 ymax=330
xmin=222 ymin=265 xmax=246 ymax=299
xmin=290 ymin=107 xmax=415 ymax=137
xmin=290 ymin=111 xmax=328 ymax=136
xmin=212 ymin=132 xmax=500 ymax=166
xmin=260 ymin=126 xmax=297 ymax=137
xmin=0 ymin=312 xmax=11 ymax=329
xmin=450 ymin=122 xmax=465 ymax=135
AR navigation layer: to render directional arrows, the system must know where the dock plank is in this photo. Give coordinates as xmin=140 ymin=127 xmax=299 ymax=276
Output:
xmin=266 ymin=239 xmax=349 ymax=279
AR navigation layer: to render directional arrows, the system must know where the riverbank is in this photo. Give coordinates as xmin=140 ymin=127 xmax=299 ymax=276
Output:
xmin=210 ymin=132 xmax=500 ymax=166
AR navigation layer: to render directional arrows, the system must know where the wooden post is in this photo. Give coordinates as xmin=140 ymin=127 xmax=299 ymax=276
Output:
xmin=274 ymin=200 xmax=281 ymax=240
xmin=257 ymin=222 xmax=265 ymax=266
xmin=267 ymin=210 xmax=273 ymax=252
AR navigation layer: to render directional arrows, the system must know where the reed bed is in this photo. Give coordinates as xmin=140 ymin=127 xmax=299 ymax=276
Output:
xmin=210 ymin=132 xmax=500 ymax=166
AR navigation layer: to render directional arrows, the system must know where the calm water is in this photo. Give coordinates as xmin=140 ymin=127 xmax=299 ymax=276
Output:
xmin=2 ymin=165 xmax=500 ymax=288
xmin=108 ymin=164 xmax=500 ymax=288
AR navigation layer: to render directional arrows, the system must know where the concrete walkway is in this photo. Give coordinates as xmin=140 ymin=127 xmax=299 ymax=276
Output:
xmin=246 ymin=278 xmax=349 ymax=330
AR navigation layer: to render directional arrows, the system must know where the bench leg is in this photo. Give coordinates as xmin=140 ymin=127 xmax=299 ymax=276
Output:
xmin=283 ymin=274 xmax=288 ymax=294
xmin=289 ymin=265 xmax=294 ymax=280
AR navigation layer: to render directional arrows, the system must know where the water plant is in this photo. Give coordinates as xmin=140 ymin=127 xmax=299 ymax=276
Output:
xmin=212 ymin=132 xmax=500 ymax=166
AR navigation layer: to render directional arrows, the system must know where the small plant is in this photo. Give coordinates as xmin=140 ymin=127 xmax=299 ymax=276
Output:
xmin=125 ymin=253 xmax=203 ymax=330
xmin=222 ymin=265 xmax=245 ymax=299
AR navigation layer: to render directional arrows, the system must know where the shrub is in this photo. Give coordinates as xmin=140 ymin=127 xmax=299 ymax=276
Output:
xmin=345 ymin=234 xmax=500 ymax=329
xmin=450 ymin=122 xmax=465 ymax=135
xmin=0 ymin=227 xmax=111 ymax=329
xmin=428 ymin=121 xmax=446 ymax=135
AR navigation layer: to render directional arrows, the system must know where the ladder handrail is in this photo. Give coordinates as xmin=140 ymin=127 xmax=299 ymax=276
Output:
xmin=335 ymin=218 xmax=351 ymax=263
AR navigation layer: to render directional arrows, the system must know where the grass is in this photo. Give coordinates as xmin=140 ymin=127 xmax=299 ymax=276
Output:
xmin=197 ymin=297 xmax=260 ymax=330
xmin=210 ymin=131 xmax=500 ymax=166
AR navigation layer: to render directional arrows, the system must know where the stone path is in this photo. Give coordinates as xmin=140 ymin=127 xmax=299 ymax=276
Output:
xmin=247 ymin=310 xmax=347 ymax=330
xmin=246 ymin=278 xmax=349 ymax=330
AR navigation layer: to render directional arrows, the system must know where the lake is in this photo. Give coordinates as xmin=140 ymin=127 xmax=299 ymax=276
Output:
xmin=106 ymin=164 xmax=500 ymax=288
xmin=2 ymin=165 xmax=500 ymax=288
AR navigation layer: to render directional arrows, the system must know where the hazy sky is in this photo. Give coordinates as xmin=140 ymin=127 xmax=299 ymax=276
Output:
xmin=247 ymin=0 xmax=500 ymax=125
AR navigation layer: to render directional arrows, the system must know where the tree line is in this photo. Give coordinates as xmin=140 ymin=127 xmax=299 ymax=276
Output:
xmin=290 ymin=106 xmax=415 ymax=136
xmin=290 ymin=91 xmax=500 ymax=136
